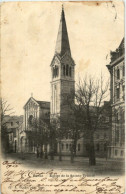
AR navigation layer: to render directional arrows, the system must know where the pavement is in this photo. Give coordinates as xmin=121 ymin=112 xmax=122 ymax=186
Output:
xmin=2 ymin=153 xmax=125 ymax=176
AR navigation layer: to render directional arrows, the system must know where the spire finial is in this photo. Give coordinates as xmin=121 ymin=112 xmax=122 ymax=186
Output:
xmin=31 ymin=93 xmax=33 ymax=98
xmin=55 ymin=3 xmax=71 ymax=56
xmin=62 ymin=4 xmax=64 ymax=11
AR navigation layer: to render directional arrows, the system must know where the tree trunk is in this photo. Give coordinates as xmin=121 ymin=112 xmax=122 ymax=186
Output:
xmin=59 ymin=141 xmax=62 ymax=161
xmin=50 ymin=143 xmax=54 ymax=160
xmin=36 ymin=146 xmax=39 ymax=158
xmin=40 ymin=144 xmax=43 ymax=158
xmin=45 ymin=144 xmax=48 ymax=159
xmin=70 ymin=145 xmax=74 ymax=163
xmin=89 ymin=140 xmax=96 ymax=166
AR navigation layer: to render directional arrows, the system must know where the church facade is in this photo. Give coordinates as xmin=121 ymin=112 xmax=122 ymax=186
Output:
xmin=17 ymin=97 xmax=50 ymax=153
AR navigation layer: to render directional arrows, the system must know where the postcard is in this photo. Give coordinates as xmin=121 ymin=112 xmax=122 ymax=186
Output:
xmin=1 ymin=1 xmax=125 ymax=194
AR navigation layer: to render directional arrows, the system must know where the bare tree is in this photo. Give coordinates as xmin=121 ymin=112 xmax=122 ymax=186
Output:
xmin=76 ymin=75 xmax=109 ymax=165
xmin=65 ymin=75 xmax=109 ymax=165
xmin=1 ymin=98 xmax=15 ymax=124
xmin=1 ymin=98 xmax=15 ymax=153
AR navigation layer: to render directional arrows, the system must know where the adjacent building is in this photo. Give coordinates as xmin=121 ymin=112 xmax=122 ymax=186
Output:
xmin=3 ymin=115 xmax=23 ymax=152
xmin=107 ymin=38 xmax=125 ymax=158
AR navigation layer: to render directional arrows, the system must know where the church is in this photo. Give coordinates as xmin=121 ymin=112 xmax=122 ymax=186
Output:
xmin=16 ymin=6 xmax=111 ymax=158
xmin=17 ymin=7 xmax=85 ymax=156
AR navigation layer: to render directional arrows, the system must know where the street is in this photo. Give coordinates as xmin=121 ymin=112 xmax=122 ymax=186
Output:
xmin=2 ymin=153 xmax=125 ymax=176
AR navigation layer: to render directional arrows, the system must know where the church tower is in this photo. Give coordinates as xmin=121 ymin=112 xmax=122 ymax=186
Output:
xmin=50 ymin=6 xmax=75 ymax=122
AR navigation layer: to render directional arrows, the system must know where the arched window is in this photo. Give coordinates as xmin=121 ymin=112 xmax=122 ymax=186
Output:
xmin=63 ymin=65 xmax=65 ymax=76
xmin=66 ymin=144 xmax=68 ymax=149
xmin=66 ymin=64 xmax=69 ymax=76
xmin=53 ymin=66 xmax=59 ymax=78
xmin=53 ymin=67 xmax=55 ymax=78
xmin=69 ymin=66 xmax=72 ymax=77
xmin=78 ymin=144 xmax=80 ymax=151
xmin=57 ymin=67 xmax=59 ymax=77
xmin=117 ymin=69 xmax=120 ymax=79
xmin=28 ymin=115 xmax=33 ymax=126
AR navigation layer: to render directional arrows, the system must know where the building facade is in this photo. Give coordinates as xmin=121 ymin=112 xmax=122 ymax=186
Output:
xmin=18 ymin=97 xmax=50 ymax=153
xmin=107 ymin=38 xmax=125 ymax=158
xmin=3 ymin=115 xmax=23 ymax=153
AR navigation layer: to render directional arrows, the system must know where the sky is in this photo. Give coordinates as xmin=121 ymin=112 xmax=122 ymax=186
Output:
xmin=1 ymin=1 xmax=124 ymax=115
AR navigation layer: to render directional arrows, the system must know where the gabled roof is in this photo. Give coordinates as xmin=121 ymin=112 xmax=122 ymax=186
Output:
xmin=23 ymin=97 xmax=39 ymax=109
xmin=23 ymin=97 xmax=50 ymax=109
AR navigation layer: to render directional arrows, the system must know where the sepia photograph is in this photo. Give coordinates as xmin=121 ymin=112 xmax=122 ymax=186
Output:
xmin=1 ymin=1 xmax=125 ymax=193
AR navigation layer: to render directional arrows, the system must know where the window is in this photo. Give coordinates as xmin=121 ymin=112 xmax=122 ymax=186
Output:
xmin=28 ymin=115 xmax=33 ymax=125
xmin=66 ymin=64 xmax=69 ymax=76
xmin=115 ymin=150 xmax=118 ymax=156
xmin=121 ymin=150 xmax=124 ymax=156
xmin=115 ymin=129 xmax=119 ymax=143
xmin=11 ymin=122 xmax=13 ymax=126
xmin=53 ymin=67 xmax=56 ymax=78
xmin=116 ymin=113 xmax=119 ymax=123
xmin=116 ymin=88 xmax=120 ymax=99
xmin=96 ymin=144 xmax=100 ymax=151
xmin=56 ymin=67 xmax=59 ymax=77
xmin=53 ymin=66 xmax=59 ymax=78
xmin=78 ymin=144 xmax=80 ymax=151
xmin=66 ymin=144 xmax=68 ymax=149
xmin=63 ymin=65 xmax=65 ymax=76
xmin=62 ymin=144 xmax=64 ymax=150
xmin=69 ymin=67 xmax=72 ymax=77
xmin=117 ymin=69 xmax=120 ymax=79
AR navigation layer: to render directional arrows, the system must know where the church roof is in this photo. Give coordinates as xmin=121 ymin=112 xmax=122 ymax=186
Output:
xmin=36 ymin=101 xmax=50 ymax=109
xmin=55 ymin=6 xmax=71 ymax=57
xmin=24 ymin=97 xmax=50 ymax=109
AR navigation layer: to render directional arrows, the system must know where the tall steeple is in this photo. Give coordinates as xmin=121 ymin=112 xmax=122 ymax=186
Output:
xmin=50 ymin=5 xmax=75 ymax=121
xmin=55 ymin=6 xmax=71 ymax=56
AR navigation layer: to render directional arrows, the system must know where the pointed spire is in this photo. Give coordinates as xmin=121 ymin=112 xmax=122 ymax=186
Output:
xmin=55 ymin=6 xmax=71 ymax=56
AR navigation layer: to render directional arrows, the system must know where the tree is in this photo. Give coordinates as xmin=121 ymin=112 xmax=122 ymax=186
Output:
xmin=48 ymin=118 xmax=57 ymax=160
xmin=26 ymin=116 xmax=50 ymax=159
xmin=65 ymin=75 xmax=109 ymax=165
xmin=50 ymin=116 xmax=69 ymax=161
xmin=1 ymin=98 xmax=15 ymax=153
